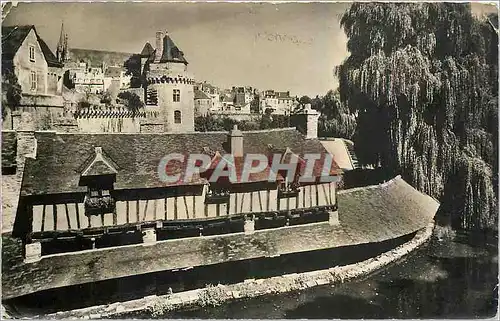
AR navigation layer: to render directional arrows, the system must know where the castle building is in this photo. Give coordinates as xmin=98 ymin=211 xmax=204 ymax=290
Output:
xmin=140 ymin=31 xmax=195 ymax=132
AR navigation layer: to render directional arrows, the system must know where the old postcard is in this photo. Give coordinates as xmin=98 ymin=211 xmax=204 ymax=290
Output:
xmin=1 ymin=1 xmax=498 ymax=319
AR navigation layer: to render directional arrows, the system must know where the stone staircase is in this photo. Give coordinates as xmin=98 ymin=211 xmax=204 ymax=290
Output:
xmin=343 ymin=139 xmax=360 ymax=169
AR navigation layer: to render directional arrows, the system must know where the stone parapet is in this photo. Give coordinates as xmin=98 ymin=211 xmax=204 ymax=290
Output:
xmin=74 ymin=108 xmax=160 ymax=119
xmin=20 ymin=94 xmax=64 ymax=108
xmin=44 ymin=222 xmax=435 ymax=319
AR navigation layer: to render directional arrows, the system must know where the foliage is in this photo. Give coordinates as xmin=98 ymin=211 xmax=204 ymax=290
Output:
xmin=318 ymin=114 xmax=357 ymax=139
xmin=38 ymin=112 xmax=52 ymax=130
xmin=1 ymin=69 xmax=22 ymax=120
xmin=77 ymin=100 xmax=91 ymax=111
xmin=298 ymin=95 xmax=312 ymax=105
xmin=123 ymin=54 xmax=143 ymax=88
xmin=198 ymin=284 xmax=228 ymax=307
xmin=260 ymin=114 xmax=290 ymax=129
xmin=195 ymin=114 xmax=290 ymax=132
xmin=84 ymin=195 xmax=115 ymax=216
xmin=118 ymin=91 xmax=144 ymax=115
xmin=309 ymin=90 xmax=357 ymax=139
xmin=100 ymin=91 xmax=113 ymax=106
xmin=337 ymin=3 xmax=498 ymax=230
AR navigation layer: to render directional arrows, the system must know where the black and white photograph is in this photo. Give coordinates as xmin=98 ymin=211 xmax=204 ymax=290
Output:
xmin=1 ymin=1 xmax=498 ymax=319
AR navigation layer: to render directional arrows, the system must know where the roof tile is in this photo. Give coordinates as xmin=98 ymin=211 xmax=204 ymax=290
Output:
xmin=21 ymin=129 xmax=340 ymax=196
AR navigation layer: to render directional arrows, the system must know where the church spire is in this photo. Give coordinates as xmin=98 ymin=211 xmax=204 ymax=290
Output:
xmin=56 ymin=21 xmax=69 ymax=63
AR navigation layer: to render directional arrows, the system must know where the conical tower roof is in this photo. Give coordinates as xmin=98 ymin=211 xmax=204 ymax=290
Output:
xmin=159 ymin=33 xmax=188 ymax=64
xmin=140 ymin=42 xmax=155 ymax=57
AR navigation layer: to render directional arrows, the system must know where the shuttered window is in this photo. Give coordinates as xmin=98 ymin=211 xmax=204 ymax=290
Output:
xmin=174 ymin=110 xmax=181 ymax=124
xmin=30 ymin=71 xmax=37 ymax=91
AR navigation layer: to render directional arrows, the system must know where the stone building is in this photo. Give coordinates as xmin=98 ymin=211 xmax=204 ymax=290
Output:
xmin=262 ymin=90 xmax=298 ymax=115
xmin=2 ymin=25 xmax=65 ymax=130
xmin=140 ymin=31 xmax=195 ymax=132
xmin=234 ymin=86 xmax=254 ymax=106
xmin=194 ymin=89 xmax=211 ymax=116
xmin=2 ymin=25 xmax=63 ymax=96
xmin=103 ymin=66 xmax=131 ymax=91
xmin=196 ymin=82 xmax=222 ymax=111
xmin=67 ymin=61 xmax=105 ymax=94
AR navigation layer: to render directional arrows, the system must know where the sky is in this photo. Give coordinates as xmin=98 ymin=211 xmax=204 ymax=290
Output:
xmin=3 ymin=2 xmax=497 ymax=97
xmin=3 ymin=2 xmax=351 ymax=97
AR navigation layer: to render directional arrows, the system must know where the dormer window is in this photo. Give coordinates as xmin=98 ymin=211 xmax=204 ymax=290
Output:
xmin=79 ymin=147 xmax=118 ymax=216
xmin=29 ymin=45 xmax=35 ymax=62
xmin=85 ymin=187 xmax=115 ymax=216
xmin=89 ymin=187 xmax=110 ymax=197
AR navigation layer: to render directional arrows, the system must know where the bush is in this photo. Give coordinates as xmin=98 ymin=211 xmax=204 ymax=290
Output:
xmin=118 ymin=91 xmax=144 ymax=114
xmin=198 ymin=284 xmax=227 ymax=307
xmin=100 ymin=91 xmax=113 ymax=106
xmin=2 ymin=69 xmax=22 ymax=120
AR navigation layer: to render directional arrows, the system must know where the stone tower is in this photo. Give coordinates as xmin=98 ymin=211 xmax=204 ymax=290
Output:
xmin=141 ymin=31 xmax=195 ymax=133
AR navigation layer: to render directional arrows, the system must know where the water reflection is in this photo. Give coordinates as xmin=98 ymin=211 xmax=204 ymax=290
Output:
xmin=156 ymin=233 xmax=498 ymax=319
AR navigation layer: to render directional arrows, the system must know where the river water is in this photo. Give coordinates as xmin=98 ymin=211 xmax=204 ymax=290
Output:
xmin=137 ymin=231 xmax=498 ymax=319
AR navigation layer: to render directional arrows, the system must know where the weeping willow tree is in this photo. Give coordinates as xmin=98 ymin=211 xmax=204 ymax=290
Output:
xmin=314 ymin=90 xmax=358 ymax=139
xmin=337 ymin=3 xmax=498 ymax=230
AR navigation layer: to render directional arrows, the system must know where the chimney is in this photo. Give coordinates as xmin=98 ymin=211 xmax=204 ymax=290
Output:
xmin=155 ymin=31 xmax=165 ymax=62
xmin=291 ymin=104 xmax=319 ymax=139
xmin=304 ymin=104 xmax=319 ymax=139
xmin=228 ymin=124 xmax=243 ymax=157
xmin=16 ymin=112 xmax=37 ymax=172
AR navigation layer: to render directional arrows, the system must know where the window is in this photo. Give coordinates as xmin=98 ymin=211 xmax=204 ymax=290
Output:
xmin=30 ymin=71 xmax=37 ymax=91
xmin=89 ymin=187 xmax=110 ymax=197
xmin=174 ymin=110 xmax=182 ymax=124
xmin=85 ymin=188 xmax=115 ymax=216
xmin=29 ymin=45 xmax=35 ymax=62
xmin=146 ymin=88 xmax=158 ymax=106
xmin=173 ymin=89 xmax=180 ymax=102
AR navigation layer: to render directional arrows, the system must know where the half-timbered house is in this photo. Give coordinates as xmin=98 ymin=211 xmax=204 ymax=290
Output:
xmin=13 ymin=125 xmax=341 ymax=260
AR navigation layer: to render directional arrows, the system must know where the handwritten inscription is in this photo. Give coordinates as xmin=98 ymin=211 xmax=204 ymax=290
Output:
xmin=255 ymin=32 xmax=313 ymax=45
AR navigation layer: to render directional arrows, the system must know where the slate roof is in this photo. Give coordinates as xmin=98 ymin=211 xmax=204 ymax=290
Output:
xmin=140 ymin=42 xmax=155 ymax=57
xmin=1 ymin=131 xmax=17 ymax=169
xmin=104 ymin=66 xmax=123 ymax=78
xmin=2 ymin=25 xmax=62 ymax=68
xmin=139 ymin=34 xmax=188 ymax=64
xmin=194 ymin=89 xmax=210 ymax=100
xmin=159 ymin=34 xmax=188 ymax=64
xmin=21 ymin=129 xmax=341 ymax=196
xmin=276 ymin=91 xmax=294 ymax=99
xmin=222 ymin=94 xmax=234 ymax=103
xmin=37 ymin=37 xmax=62 ymax=68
